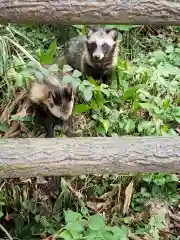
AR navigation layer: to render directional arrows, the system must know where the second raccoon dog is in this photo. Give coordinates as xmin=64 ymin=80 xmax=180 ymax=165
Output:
xmin=63 ymin=26 xmax=119 ymax=86
xmin=28 ymin=70 xmax=76 ymax=138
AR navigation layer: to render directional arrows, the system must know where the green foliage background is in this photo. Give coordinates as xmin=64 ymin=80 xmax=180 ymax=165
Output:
xmin=0 ymin=24 xmax=179 ymax=239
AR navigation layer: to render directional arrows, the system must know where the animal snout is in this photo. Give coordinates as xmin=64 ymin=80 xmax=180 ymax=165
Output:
xmin=93 ymin=53 xmax=103 ymax=61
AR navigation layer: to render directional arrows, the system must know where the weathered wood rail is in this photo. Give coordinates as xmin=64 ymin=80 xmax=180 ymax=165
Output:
xmin=0 ymin=137 xmax=179 ymax=178
xmin=0 ymin=0 xmax=179 ymax=25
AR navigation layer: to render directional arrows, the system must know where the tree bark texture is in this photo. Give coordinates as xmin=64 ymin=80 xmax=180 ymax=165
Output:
xmin=0 ymin=137 xmax=179 ymax=179
xmin=0 ymin=0 xmax=179 ymax=25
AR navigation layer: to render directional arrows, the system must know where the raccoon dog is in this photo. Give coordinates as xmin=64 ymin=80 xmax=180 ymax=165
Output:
xmin=28 ymin=69 xmax=76 ymax=138
xmin=63 ymin=26 xmax=119 ymax=85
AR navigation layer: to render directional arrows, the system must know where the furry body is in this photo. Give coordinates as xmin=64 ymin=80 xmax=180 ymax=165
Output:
xmin=63 ymin=27 xmax=119 ymax=85
xmin=28 ymin=69 xmax=76 ymax=138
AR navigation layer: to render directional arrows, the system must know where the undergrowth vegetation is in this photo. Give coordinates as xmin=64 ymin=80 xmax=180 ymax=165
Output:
xmin=0 ymin=24 xmax=179 ymax=239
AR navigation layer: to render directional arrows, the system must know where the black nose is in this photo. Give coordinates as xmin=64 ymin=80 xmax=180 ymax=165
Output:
xmin=94 ymin=55 xmax=100 ymax=61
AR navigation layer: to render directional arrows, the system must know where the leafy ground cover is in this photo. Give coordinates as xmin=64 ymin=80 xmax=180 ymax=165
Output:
xmin=0 ymin=24 xmax=179 ymax=239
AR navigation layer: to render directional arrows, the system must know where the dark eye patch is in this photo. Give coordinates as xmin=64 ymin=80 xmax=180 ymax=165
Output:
xmin=64 ymin=88 xmax=72 ymax=101
xmin=102 ymin=43 xmax=110 ymax=53
xmin=86 ymin=41 xmax=97 ymax=53
xmin=53 ymin=91 xmax=61 ymax=105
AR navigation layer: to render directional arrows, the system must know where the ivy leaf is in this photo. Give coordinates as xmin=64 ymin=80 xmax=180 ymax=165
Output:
xmin=64 ymin=210 xmax=82 ymax=224
xmin=62 ymin=75 xmax=73 ymax=84
xmin=72 ymin=69 xmax=82 ymax=78
xmin=83 ymin=87 xmax=93 ymax=101
xmin=63 ymin=64 xmax=73 ymax=73
xmin=48 ymin=64 xmax=59 ymax=72
xmin=71 ymin=77 xmax=81 ymax=89
xmin=88 ymin=213 xmax=105 ymax=231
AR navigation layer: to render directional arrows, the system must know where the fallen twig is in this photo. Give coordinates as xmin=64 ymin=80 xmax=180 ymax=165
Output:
xmin=169 ymin=212 xmax=180 ymax=222
xmin=0 ymin=224 xmax=13 ymax=240
xmin=128 ymin=233 xmax=142 ymax=240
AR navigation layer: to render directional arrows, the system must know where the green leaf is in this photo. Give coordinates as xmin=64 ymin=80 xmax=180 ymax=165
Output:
xmin=83 ymin=80 xmax=93 ymax=86
xmin=72 ymin=69 xmax=82 ymax=78
xmin=175 ymin=116 xmax=180 ymax=123
xmin=86 ymin=230 xmax=102 ymax=240
xmin=153 ymin=175 xmax=166 ymax=186
xmin=83 ymin=87 xmax=93 ymax=101
xmin=0 ymin=122 xmax=9 ymax=132
xmin=66 ymin=222 xmax=84 ymax=233
xmin=58 ymin=230 xmax=73 ymax=240
xmin=63 ymin=64 xmax=73 ymax=73
xmin=124 ymin=119 xmax=135 ymax=133
xmin=163 ymin=99 xmax=169 ymax=109
xmin=15 ymin=73 xmax=24 ymax=87
xmin=64 ymin=210 xmax=82 ymax=224
xmin=21 ymin=116 xmax=33 ymax=122
xmin=123 ymin=84 xmax=147 ymax=100
xmin=117 ymin=25 xmax=134 ymax=31
xmin=46 ymin=40 xmax=57 ymax=61
xmin=111 ymin=225 xmax=129 ymax=240
xmin=139 ymin=103 xmax=155 ymax=111
xmin=74 ymin=104 xmax=92 ymax=114
xmin=81 ymin=205 xmax=89 ymax=216
xmin=100 ymin=119 xmax=109 ymax=133
xmin=48 ymin=64 xmax=59 ymax=72
xmin=71 ymin=77 xmax=81 ymax=89
xmin=152 ymin=50 xmax=166 ymax=61
xmin=62 ymin=75 xmax=73 ymax=84
xmin=11 ymin=114 xmax=20 ymax=121
xmin=88 ymin=214 xmax=105 ymax=231
xmin=96 ymin=126 xmax=106 ymax=136
xmin=105 ymin=24 xmax=134 ymax=32
xmin=165 ymin=45 xmax=174 ymax=54
xmin=34 ymin=70 xmax=44 ymax=82
xmin=142 ymin=174 xmax=153 ymax=183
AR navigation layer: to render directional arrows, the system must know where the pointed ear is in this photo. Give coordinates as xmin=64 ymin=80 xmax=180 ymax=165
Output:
xmin=106 ymin=28 xmax=118 ymax=41
xmin=87 ymin=26 xmax=97 ymax=38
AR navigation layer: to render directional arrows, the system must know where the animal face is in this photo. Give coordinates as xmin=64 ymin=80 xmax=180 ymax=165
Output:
xmin=46 ymin=84 xmax=74 ymax=120
xmin=86 ymin=27 xmax=118 ymax=63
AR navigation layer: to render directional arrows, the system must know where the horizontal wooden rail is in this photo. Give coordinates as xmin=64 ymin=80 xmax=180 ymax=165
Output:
xmin=0 ymin=137 xmax=179 ymax=178
xmin=0 ymin=0 xmax=179 ymax=25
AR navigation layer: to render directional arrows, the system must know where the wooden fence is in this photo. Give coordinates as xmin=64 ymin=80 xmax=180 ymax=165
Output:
xmin=0 ymin=0 xmax=179 ymax=25
xmin=0 ymin=1 xmax=179 ymax=178
xmin=0 ymin=137 xmax=179 ymax=178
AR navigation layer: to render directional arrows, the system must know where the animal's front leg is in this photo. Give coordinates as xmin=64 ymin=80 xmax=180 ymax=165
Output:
xmin=43 ymin=118 xmax=54 ymax=138
xmin=101 ymin=72 xmax=112 ymax=86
